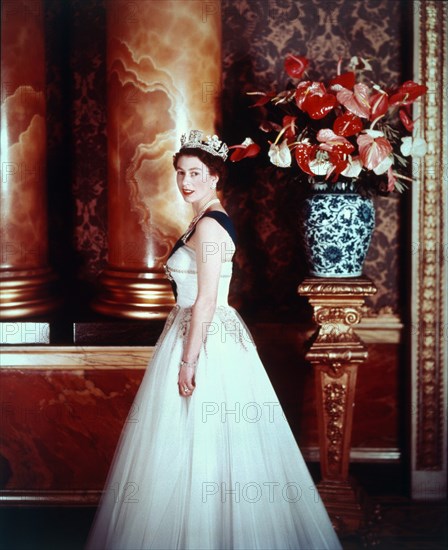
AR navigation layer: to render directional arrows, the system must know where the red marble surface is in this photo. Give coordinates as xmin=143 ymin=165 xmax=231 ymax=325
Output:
xmin=251 ymin=325 xmax=400 ymax=451
xmin=0 ymin=369 xmax=143 ymax=491
xmin=351 ymin=344 xmax=401 ymax=449
xmin=0 ymin=336 xmax=400 ymax=497
xmin=0 ymin=0 xmax=48 ymax=270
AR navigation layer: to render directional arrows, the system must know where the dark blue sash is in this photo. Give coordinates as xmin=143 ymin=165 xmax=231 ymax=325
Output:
xmin=168 ymin=211 xmax=237 ymax=259
xmin=166 ymin=211 xmax=237 ymax=300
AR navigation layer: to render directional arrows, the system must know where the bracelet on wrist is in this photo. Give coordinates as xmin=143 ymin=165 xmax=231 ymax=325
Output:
xmin=180 ymin=359 xmax=197 ymax=369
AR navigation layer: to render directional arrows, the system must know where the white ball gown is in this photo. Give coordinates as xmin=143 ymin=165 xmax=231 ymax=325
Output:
xmin=85 ymin=212 xmax=342 ymax=550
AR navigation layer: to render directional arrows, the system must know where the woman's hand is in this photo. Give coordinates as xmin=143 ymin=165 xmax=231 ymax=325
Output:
xmin=178 ymin=364 xmax=196 ymax=397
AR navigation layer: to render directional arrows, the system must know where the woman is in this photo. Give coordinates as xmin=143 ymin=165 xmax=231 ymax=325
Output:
xmin=85 ymin=130 xmax=342 ymax=550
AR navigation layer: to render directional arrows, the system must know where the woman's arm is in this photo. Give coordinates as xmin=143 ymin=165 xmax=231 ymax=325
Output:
xmin=178 ymin=216 xmax=228 ymax=396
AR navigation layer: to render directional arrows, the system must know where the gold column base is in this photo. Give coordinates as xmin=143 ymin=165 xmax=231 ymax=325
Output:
xmin=317 ymin=479 xmax=365 ymax=534
xmin=0 ymin=268 xmax=60 ymax=319
xmin=92 ymin=268 xmax=175 ymax=319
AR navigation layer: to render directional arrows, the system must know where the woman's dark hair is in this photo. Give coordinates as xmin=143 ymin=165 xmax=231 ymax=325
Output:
xmin=173 ymin=147 xmax=227 ymax=189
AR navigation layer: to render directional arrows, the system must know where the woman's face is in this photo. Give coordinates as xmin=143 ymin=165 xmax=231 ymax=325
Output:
xmin=176 ymin=155 xmax=218 ymax=205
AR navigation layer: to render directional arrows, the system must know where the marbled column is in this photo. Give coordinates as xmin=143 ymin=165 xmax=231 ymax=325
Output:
xmin=298 ymin=277 xmax=377 ymax=534
xmin=0 ymin=0 xmax=58 ymax=319
xmin=93 ymin=0 xmax=222 ymax=318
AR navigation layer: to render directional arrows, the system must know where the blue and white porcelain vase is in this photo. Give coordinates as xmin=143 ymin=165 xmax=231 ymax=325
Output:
xmin=300 ymin=191 xmax=375 ymax=277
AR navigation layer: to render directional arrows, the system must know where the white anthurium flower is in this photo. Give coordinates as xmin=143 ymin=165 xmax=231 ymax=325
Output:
xmin=400 ymin=137 xmax=413 ymax=156
xmin=268 ymin=139 xmax=291 ymax=167
xmin=373 ymin=154 xmax=394 ymax=175
xmin=412 ymin=138 xmax=427 ymax=157
xmin=348 ymin=56 xmax=373 ymax=72
xmin=363 ymin=129 xmax=385 ymax=138
xmin=241 ymin=137 xmax=255 ymax=147
xmin=372 ymin=83 xmax=386 ymax=93
xmin=341 ymin=157 xmax=363 ymax=178
xmin=400 ymin=136 xmax=427 ymax=157
xmin=309 ymin=158 xmax=333 ymax=176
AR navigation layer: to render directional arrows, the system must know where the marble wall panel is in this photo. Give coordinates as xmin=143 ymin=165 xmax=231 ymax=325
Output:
xmin=0 ymin=336 xmax=401 ymax=499
xmin=0 ymin=366 xmax=144 ymax=493
xmin=251 ymin=325 xmax=402 ymax=452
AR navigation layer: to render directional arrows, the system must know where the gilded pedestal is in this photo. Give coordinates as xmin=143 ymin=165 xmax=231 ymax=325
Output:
xmin=298 ymin=277 xmax=377 ymax=532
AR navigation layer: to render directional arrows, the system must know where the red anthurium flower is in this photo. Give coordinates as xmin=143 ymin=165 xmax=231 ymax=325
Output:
xmin=357 ymin=131 xmax=393 ymax=171
xmin=295 ymin=82 xmax=337 ymax=119
xmin=329 ymin=71 xmax=355 ymax=90
xmin=389 ymin=81 xmax=428 ymax=105
xmin=337 ymin=83 xmax=371 ymax=119
xmin=261 ymin=119 xmax=285 ymax=134
xmin=316 ymin=129 xmax=355 ymax=154
xmin=327 ymin=150 xmax=350 ymax=180
xmin=284 ymin=54 xmax=309 ymax=79
xmin=247 ymin=91 xmax=276 ymax=107
xmin=333 ymin=112 xmax=363 ymax=137
xmin=229 ymin=138 xmax=261 ymax=162
xmin=295 ymin=81 xmax=318 ymax=109
xmin=294 ymin=141 xmax=318 ymax=176
xmin=369 ymin=91 xmax=389 ymax=121
xmin=282 ymin=116 xmax=297 ymax=140
xmin=259 ymin=120 xmax=283 ymax=133
xmin=238 ymin=56 xmax=429 ymax=192
xmin=304 ymin=93 xmax=337 ymax=119
xmin=387 ymin=166 xmax=397 ymax=192
xmin=399 ymin=108 xmax=414 ymax=131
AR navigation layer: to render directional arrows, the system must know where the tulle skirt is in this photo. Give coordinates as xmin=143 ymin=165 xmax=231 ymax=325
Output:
xmin=85 ymin=305 xmax=342 ymax=550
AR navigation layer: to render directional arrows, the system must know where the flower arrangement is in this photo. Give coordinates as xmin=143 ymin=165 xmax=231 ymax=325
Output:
xmin=229 ymin=55 xmax=428 ymax=194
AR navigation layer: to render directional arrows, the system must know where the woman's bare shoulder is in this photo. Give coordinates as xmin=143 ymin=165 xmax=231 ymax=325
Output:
xmin=195 ymin=214 xmax=228 ymax=235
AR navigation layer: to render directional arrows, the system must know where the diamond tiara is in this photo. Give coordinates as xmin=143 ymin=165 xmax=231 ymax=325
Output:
xmin=180 ymin=130 xmax=229 ymax=161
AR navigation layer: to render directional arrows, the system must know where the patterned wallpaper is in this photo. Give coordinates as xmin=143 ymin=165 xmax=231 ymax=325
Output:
xmin=44 ymin=0 xmax=408 ymax=320
xmin=45 ymin=0 xmax=108 ymax=297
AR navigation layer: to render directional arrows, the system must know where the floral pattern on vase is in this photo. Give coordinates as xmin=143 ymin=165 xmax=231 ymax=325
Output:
xmin=300 ymin=193 xmax=375 ymax=277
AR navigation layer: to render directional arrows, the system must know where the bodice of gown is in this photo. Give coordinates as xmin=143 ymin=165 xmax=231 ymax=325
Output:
xmin=164 ymin=245 xmax=233 ymax=308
